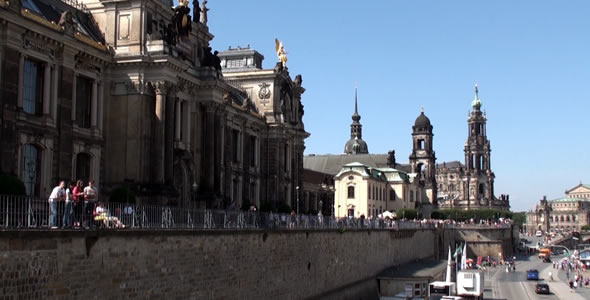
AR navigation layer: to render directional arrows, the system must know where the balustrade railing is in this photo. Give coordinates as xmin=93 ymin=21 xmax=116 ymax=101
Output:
xmin=0 ymin=195 xmax=509 ymax=231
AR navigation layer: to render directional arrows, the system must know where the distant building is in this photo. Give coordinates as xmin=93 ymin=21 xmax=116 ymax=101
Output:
xmin=304 ymin=84 xmax=509 ymax=217
xmin=524 ymin=183 xmax=590 ymax=234
xmin=436 ymin=84 xmax=509 ymax=210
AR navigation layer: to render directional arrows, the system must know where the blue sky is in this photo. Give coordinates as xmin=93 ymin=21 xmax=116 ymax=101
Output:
xmin=205 ymin=1 xmax=590 ymax=212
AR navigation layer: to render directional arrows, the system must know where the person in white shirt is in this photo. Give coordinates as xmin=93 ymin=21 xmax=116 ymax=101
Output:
xmin=63 ymin=182 xmax=75 ymax=228
xmin=83 ymin=180 xmax=98 ymax=229
xmin=48 ymin=181 xmax=65 ymax=228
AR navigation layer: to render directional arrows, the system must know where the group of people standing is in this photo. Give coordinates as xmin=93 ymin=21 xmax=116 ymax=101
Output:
xmin=47 ymin=179 xmax=98 ymax=229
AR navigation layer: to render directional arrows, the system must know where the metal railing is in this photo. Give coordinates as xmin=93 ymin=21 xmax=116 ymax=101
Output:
xmin=0 ymin=195 xmax=507 ymax=231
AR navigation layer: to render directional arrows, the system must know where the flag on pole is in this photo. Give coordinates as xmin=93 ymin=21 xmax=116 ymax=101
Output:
xmin=446 ymin=245 xmax=452 ymax=283
xmin=461 ymin=243 xmax=467 ymax=270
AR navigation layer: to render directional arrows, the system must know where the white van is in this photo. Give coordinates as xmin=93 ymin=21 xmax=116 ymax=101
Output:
xmin=536 ymin=230 xmax=543 ymax=237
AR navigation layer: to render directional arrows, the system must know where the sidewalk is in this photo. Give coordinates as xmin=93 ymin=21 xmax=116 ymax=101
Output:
xmin=540 ymin=264 xmax=586 ymax=300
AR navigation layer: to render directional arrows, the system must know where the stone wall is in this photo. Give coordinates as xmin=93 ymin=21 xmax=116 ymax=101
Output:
xmin=0 ymin=227 xmax=513 ymax=299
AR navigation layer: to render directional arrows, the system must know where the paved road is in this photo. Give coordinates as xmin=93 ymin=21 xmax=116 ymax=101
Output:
xmin=483 ymin=254 xmax=559 ymax=300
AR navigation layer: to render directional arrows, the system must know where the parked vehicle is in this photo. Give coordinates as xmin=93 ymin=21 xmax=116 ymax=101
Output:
xmin=527 ymin=269 xmax=539 ymax=280
xmin=538 ymin=248 xmax=551 ymax=259
xmin=456 ymin=270 xmax=484 ymax=300
xmin=536 ymin=230 xmax=543 ymax=237
xmin=535 ymin=283 xmax=550 ymax=294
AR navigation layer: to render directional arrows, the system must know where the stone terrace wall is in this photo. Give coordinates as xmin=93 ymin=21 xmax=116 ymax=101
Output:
xmin=0 ymin=229 xmax=436 ymax=299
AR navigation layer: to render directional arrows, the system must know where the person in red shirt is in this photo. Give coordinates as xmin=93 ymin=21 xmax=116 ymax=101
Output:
xmin=72 ymin=180 xmax=84 ymax=228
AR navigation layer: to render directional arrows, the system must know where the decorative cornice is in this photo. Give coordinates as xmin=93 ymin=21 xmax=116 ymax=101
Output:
xmin=21 ymin=9 xmax=64 ymax=32
xmin=75 ymin=32 xmax=107 ymax=52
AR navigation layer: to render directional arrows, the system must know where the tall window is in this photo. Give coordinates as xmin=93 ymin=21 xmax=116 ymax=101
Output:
xmin=390 ymin=190 xmax=396 ymax=201
xmin=22 ymin=144 xmax=41 ymax=196
xmin=347 ymin=186 xmax=355 ymax=199
xmin=75 ymin=153 xmax=91 ymax=183
xmin=410 ymin=191 xmax=414 ymax=202
xmin=76 ymin=76 xmax=92 ymax=128
xmin=231 ymin=129 xmax=239 ymax=163
xmin=248 ymin=135 xmax=257 ymax=167
xmin=23 ymin=59 xmax=44 ymax=115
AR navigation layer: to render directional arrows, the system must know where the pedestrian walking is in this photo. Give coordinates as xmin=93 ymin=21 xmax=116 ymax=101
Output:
xmin=47 ymin=181 xmax=65 ymax=229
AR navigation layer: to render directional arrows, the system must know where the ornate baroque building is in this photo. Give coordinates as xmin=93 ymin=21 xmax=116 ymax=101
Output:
xmin=0 ymin=0 xmax=307 ymax=209
xmin=436 ymin=84 xmax=509 ymax=210
xmin=524 ymin=184 xmax=590 ymax=234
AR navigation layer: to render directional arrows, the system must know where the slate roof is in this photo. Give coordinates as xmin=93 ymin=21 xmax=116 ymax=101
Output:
xmin=377 ymin=260 xmax=448 ymax=279
xmin=21 ymin=0 xmax=105 ymax=45
xmin=436 ymin=161 xmax=464 ymax=169
xmin=304 ymin=153 xmax=411 ymax=175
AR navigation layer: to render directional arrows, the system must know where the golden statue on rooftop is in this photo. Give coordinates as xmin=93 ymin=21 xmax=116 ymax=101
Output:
xmin=275 ymin=38 xmax=288 ymax=68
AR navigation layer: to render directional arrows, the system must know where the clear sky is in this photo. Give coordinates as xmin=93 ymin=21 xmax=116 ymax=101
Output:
xmin=204 ymin=1 xmax=590 ymax=212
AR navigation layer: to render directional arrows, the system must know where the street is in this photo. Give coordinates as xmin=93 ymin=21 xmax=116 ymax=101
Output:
xmin=484 ymin=254 xmax=559 ymax=300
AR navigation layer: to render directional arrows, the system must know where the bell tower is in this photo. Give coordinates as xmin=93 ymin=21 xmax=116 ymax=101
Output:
xmin=409 ymin=107 xmax=437 ymax=205
xmin=463 ymin=83 xmax=495 ymax=208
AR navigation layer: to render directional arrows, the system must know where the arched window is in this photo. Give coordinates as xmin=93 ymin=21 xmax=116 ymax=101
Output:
xmin=347 ymin=186 xmax=355 ymax=199
xmin=572 ymin=215 xmax=576 ymax=222
xmin=566 ymin=215 xmax=570 ymax=222
xmin=560 ymin=216 xmax=564 ymax=222
xmin=75 ymin=153 xmax=91 ymax=183
xmin=22 ymin=144 xmax=41 ymax=196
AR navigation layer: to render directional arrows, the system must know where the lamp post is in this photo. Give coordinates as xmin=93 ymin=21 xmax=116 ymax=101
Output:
xmin=296 ymin=186 xmax=300 ymax=214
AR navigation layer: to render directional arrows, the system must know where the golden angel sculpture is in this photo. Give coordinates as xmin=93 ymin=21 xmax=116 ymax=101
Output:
xmin=275 ymin=38 xmax=288 ymax=68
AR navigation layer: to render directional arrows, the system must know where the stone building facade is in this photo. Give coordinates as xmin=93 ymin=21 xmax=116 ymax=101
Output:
xmin=332 ymin=162 xmax=421 ymax=218
xmin=436 ymin=85 xmax=509 ymax=210
xmin=524 ymin=184 xmax=590 ymax=234
xmin=0 ymin=0 xmax=307 ymax=209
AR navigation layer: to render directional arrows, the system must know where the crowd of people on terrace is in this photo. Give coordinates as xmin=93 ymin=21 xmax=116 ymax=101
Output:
xmin=47 ymin=179 xmax=124 ymax=229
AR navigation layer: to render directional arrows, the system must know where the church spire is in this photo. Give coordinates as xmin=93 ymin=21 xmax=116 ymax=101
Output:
xmin=352 ymin=85 xmax=360 ymax=122
xmin=344 ymin=85 xmax=368 ymax=154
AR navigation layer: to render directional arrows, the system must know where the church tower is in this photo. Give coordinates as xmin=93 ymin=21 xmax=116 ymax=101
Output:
xmin=344 ymin=87 xmax=369 ymax=154
xmin=463 ymin=83 xmax=495 ymax=208
xmin=409 ymin=107 xmax=437 ymax=205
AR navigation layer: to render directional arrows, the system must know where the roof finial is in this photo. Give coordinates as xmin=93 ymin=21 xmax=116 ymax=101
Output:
xmin=475 ymin=81 xmax=479 ymax=100
xmin=421 ymin=106 xmax=424 ymax=113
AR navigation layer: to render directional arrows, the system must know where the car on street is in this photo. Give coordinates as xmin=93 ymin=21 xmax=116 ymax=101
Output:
xmin=527 ymin=269 xmax=539 ymax=280
xmin=535 ymin=283 xmax=550 ymax=294
xmin=536 ymin=230 xmax=543 ymax=237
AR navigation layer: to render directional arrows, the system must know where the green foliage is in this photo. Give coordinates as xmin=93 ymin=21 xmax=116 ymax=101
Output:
xmin=109 ymin=187 xmax=136 ymax=203
xmin=397 ymin=208 xmax=418 ymax=220
xmin=431 ymin=208 xmax=513 ymax=221
xmin=276 ymin=203 xmax=292 ymax=214
xmin=0 ymin=174 xmax=26 ymax=195
xmin=511 ymin=212 xmax=526 ymax=228
xmin=260 ymin=202 xmax=274 ymax=212
xmin=582 ymin=225 xmax=590 ymax=232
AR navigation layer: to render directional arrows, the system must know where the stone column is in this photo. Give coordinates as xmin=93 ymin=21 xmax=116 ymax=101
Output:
xmin=164 ymin=90 xmax=176 ymax=184
xmin=17 ymin=54 xmax=24 ymax=109
xmin=42 ymin=64 xmax=51 ymax=115
xmin=153 ymin=81 xmax=169 ymax=184
xmin=98 ymin=81 xmax=104 ymax=132
xmin=51 ymin=64 xmax=58 ymax=123
xmin=185 ymin=101 xmax=191 ymax=145
xmin=90 ymin=80 xmax=98 ymax=127
xmin=71 ymin=73 xmax=77 ymax=121
xmin=175 ymin=99 xmax=181 ymax=141
xmin=204 ymin=104 xmax=217 ymax=192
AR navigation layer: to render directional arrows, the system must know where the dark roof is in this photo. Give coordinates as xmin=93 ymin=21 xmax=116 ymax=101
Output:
xmin=303 ymin=169 xmax=332 ymax=185
xmin=304 ymin=153 xmax=411 ymax=175
xmin=344 ymin=137 xmax=369 ymax=154
xmin=414 ymin=112 xmax=432 ymax=129
xmin=377 ymin=260 xmax=448 ymax=279
xmin=21 ymin=0 xmax=105 ymax=45
xmin=436 ymin=161 xmax=464 ymax=169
